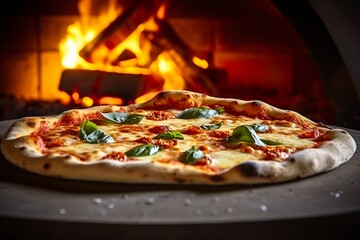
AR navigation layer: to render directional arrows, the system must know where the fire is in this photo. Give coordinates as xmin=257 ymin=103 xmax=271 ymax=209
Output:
xmin=192 ymin=56 xmax=209 ymax=69
xmin=58 ymin=0 xmax=209 ymax=106
xmin=59 ymin=24 xmax=95 ymax=69
xmin=98 ymin=97 xmax=124 ymax=105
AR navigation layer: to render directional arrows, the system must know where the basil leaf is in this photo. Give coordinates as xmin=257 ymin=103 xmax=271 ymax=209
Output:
xmin=84 ymin=129 xmax=115 ymax=143
xmin=200 ymin=121 xmax=223 ymax=130
xmin=226 ymin=125 xmax=266 ymax=146
xmin=79 ymin=119 xmax=98 ymax=139
xmin=226 ymin=125 xmax=282 ymax=146
xmin=153 ymin=130 xmax=184 ymax=140
xmin=261 ymin=139 xmax=282 ymax=145
xmin=215 ymin=107 xmax=225 ymax=114
xmin=248 ymin=123 xmax=269 ymax=133
xmin=101 ymin=112 xmax=144 ymax=124
xmin=180 ymin=146 xmax=204 ymax=164
xmin=125 ymin=144 xmax=162 ymax=157
xmin=79 ymin=120 xmax=115 ymax=143
xmin=177 ymin=107 xmax=222 ymax=119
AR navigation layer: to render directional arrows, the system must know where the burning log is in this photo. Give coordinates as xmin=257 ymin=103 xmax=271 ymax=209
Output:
xmin=111 ymin=49 xmax=137 ymax=66
xmin=73 ymin=0 xmax=218 ymax=97
xmin=79 ymin=0 xmax=164 ymax=63
xmin=142 ymin=19 xmax=219 ymax=96
xmin=59 ymin=69 xmax=164 ymax=104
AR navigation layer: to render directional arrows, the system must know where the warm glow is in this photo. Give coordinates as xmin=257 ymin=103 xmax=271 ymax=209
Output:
xmin=135 ymin=91 xmax=159 ymax=104
xmin=192 ymin=56 xmax=209 ymax=69
xmin=58 ymin=91 xmax=71 ymax=105
xmin=158 ymin=53 xmax=186 ymax=90
xmin=59 ymin=0 xmax=188 ymax=107
xmin=59 ymin=0 xmax=121 ymax=70
xmin=71 ymin=91 xmax=81 ymax=104
xmin=158 ymin=56 xmax=171 ymax=73
xmin=98 ymin=96 xmax=124 ymax=105
xmin=81 ymin=96 xmax=94 ymax=107
xmin=156 ymin=1 xmax=168 ymax=20
xmin=59 ymin=22 xmax=96 ymax=69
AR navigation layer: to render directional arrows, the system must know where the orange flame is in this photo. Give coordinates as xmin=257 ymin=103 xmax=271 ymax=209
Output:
xmin=58 ymin=0 xmax=208 ymax=106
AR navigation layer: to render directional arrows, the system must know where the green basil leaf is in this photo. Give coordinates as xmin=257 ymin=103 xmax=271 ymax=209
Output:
xmin=79 ymin=120 xmax=115 ymax=143
xmin=84 ymin=129 xmax=115 ymax=143
xmin=260 ymin=139 xmax=282 ymax=145
xmin=79 ymin=119 xmax=97 ymax=139
xmin=180 ymin=146 xmax=204 ymax=164
xmin=248 ymin=123 xmax=269 ymax=133
xmin=215 ymin=107 xmax=225 ymax=114
xmin=101 ymin=112 xmax=144 ymax=124
xmin=226 ymin=125 xmax=282 ymax=146
xmin=200 ymin=121 xmax=223 ymax=130
xmin=153 ymin=130 xmax=184 ymax=140
xmin=177 ymin=107 xmax=222 ymax=119
xmin=125 ymin=144 xmax=162 ymax=157
xmin=226 ymin=125 xmax=266 ymax=146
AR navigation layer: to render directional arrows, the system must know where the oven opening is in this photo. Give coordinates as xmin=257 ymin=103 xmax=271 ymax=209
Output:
xmin=0 ymin=0 xmax=358 ymax=129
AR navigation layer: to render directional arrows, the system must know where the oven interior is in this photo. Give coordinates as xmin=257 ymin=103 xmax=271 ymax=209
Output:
xmin=0 ymin=0 xmax=358 ymax=129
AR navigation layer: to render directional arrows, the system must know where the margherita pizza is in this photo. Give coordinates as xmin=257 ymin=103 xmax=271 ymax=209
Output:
xmin=0 ymin=90 xmax=356 ymax=184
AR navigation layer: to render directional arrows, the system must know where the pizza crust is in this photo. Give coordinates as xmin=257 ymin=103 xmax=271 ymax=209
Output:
xmin=1 ymin=90 xmax=357 ymax=184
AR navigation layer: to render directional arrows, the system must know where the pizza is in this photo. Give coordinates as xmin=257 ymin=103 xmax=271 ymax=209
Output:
xmin=0 ymin=90 xmax=356 ymax=184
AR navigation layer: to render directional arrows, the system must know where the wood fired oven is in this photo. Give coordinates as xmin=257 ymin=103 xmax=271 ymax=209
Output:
xmin=1 ymin=0 xmax=358 ymax=129
xmin=0 ymin=0 xmax=359 ymax=239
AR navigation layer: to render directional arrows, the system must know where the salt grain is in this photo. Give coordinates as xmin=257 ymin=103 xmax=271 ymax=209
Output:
xmin=59 ymin=208 xmax=66 ymax=215
xmin=92 ymin=198 xmax=102 ymax=204
xmin=260 ymin=205 xmax=268 ymax=211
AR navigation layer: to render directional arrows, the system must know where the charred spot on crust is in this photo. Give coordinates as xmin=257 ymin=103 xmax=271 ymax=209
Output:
xmin=287 ymin=157 xmax=296 ymax=163
xmin=237 ymin=162 xmax=259 ymax=177
xmin=209 ymin=175 xmax=225 ymax=182
xmin=339 ymin=130 xmax=348 ymax=134
xmin=43 ymin=163 xmax=51 ymax=170
xmin=244 ymin=101 xmax=270 ymax=119
xmin=174 ymin=178 xmax=187 ymax=183
xmin=26 ymin=121 xmax=36 ymax=128
xmin=251 ymin=100 xmax=263 ymax=107
xmin=19 ymin=146 xmax=27 ymax=151
xmin=156 ymin=91 xmax=169 ymax=99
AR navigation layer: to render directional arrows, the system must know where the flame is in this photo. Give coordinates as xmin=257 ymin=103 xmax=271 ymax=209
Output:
xmin=59 ymin=0 xmax=121 ymax=70
xmin=81 ymin=96 xmax=94 ymax=107
xmin=71 ymin=91 xmax=81 ymax=104
xmin=58 ymin=0 xmax=205 ymax=106
xmin=98 ymin=97 xmax=124 ymax=105
xmin=58 ymin=91 xmax=71 ymax=105
xmin=59 ymin=24 xmax=95 ymax=69
xmin=192 ymin=56 xmax=209 ymax=69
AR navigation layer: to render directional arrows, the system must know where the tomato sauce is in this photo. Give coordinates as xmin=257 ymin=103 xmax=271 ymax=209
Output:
xmin=146 ymin=111 xmax=176 ymax=121
xmin=102 ymin=152 xmax=127 ymax=161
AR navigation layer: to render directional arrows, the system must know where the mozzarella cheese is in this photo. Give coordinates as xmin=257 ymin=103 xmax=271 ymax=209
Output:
xmin=39 ymin=109 xmax=321 ymax=172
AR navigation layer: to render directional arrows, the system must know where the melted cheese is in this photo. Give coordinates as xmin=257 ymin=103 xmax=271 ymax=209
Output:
xmin=39 ymin=109 xmax=322 ymax=172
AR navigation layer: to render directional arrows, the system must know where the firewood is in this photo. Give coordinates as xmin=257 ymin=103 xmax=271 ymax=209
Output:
xmin=111 ymin=49 xmax=137 ymax=66
xmin=79 ymin=0 xmax=164 ymax=63
xmin=59 ymin=69 xmax=163 ymax=103
xmin=142 ymin=20 xmax=219 ymax=95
